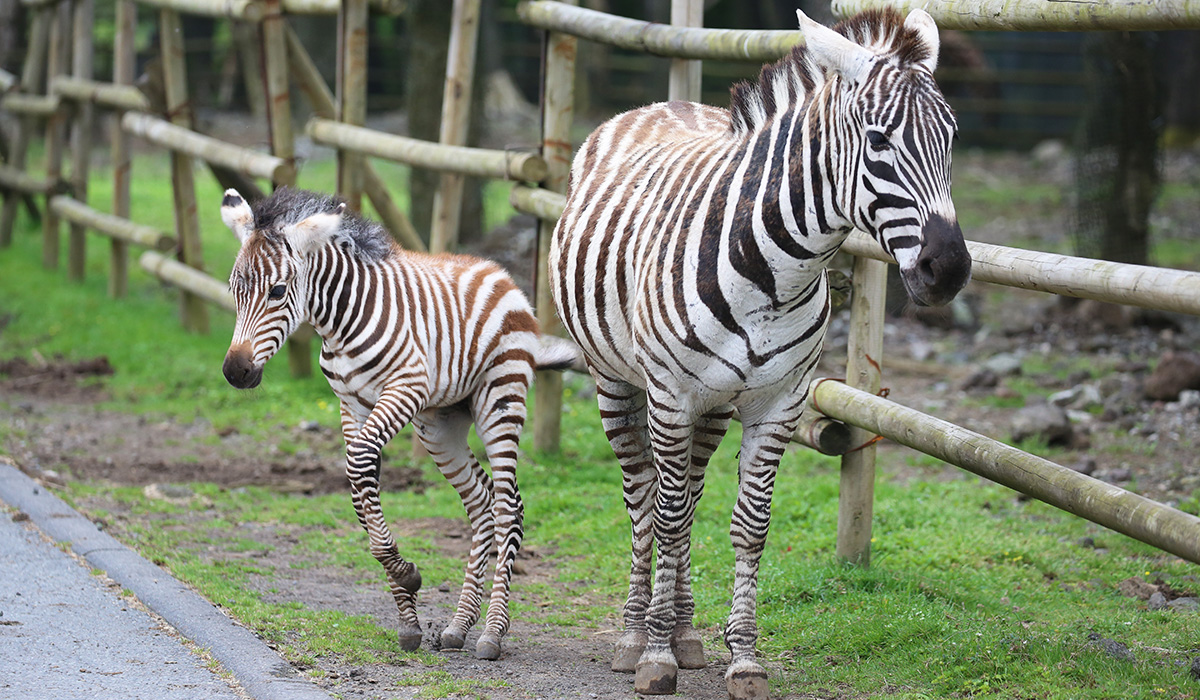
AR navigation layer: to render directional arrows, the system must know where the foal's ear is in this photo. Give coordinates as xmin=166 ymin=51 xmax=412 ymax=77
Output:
xmin=221 ymin=189 xmax=254 ymax=243
xmin=797 ymin=9 xmax=874 ymax=85
xmin=285 ymin=202 xmax=347 ymax=255
xmin=903 ymin=9 xmax=940 ymax=74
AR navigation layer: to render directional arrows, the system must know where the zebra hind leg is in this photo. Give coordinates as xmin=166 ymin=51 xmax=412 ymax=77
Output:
xmin=412 ymin=408 xmax=496 ymax=653
xmin=594 ymin=375 xmax=654 ymax=673
xmin=671 ymin=405 xmax=733 ymax=670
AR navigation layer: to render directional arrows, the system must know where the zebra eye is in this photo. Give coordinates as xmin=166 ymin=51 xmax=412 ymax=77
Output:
xmin=268 ymin=284 xmax=287 ymax=300
xmin=866 ymin=130 xmax=890 ymax=149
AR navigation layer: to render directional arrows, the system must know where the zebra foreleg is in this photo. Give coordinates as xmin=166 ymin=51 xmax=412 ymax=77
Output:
xmin=345 ymin=390 xmax=427 ymax=650
xmin=634 ymin=406 xmax=699 ymax=695
xmin=671 ymin=405 xmax=733 ymax=670
xmin=412 ymin=407 xmax=496 ymax=654
xmin=470 ymin=375 xmax=531 ymax=661
xmin=595 ymin=376 xmax=654 ymax=673
xmin=723 ymin=416 xmax=794 ymax=700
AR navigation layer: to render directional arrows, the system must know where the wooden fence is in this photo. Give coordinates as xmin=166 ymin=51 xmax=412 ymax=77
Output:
xmin=3 ymin=0 xmax=1200 ymax=569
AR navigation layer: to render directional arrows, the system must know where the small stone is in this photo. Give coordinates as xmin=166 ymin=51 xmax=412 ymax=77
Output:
xmin=298 ymin=420 xmax=321 ymax=432
xmin=1190 ymin=657 xmax=1200 ymax=681
xmin=1107 ymin=467 xmax=1133 ymax=483
xmin=1070 ymin=458 xmax=1097 ymax=476
xmin=961 ymin=369 xmax=999 ymax=390
xmin=1086 ymin=633 xmax=1136 ymax=663
xmin=1010 ymin=404 xmax=1073 ymax=446
xmin=1143 ymin=351 xmax=1200 ymax=401
xmin=983 ymin=353 xmax=1023 ymax=377
xmin=1075 ymin=536 xmax=1095 ymax=549
xmin=1148 ymin=592 xmax=1168 ymax=610
xmin=1168 ymin=597 xmax=1199 ymax=612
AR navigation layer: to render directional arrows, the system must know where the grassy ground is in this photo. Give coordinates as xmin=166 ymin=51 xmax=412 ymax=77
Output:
xmin=1 ymin=154 xmax=1199 ymax=699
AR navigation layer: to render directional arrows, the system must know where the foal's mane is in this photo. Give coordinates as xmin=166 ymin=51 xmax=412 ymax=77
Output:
xmin=251 ymin=187 xmax=394 ymax=263
xmin=728 ymin=8 xmax=934 ymax=136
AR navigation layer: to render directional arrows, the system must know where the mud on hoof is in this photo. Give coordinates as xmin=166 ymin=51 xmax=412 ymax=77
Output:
xmin=725 ymin=661 xmax=769 ymax=700
xmin=671 ymin=625 xmax=706 ymax=669
xmin=440 ymin=627 xmax=466 ymax=650
xmin=397 ymin=624 xmax=423 ymax=652
xmin=611 ymin=631 xmax=647 ymax=673
xmin=634 ymin=658 xmax=678 ymax=695
xmin=475 ymin=632 xmax=502 ymax=660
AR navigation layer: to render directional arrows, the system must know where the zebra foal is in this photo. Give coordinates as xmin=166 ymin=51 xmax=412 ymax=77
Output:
xmin=220 ymin=187 xmax=575 ymax=660
xmin=551 ymin=8 xmax=971 ymax=699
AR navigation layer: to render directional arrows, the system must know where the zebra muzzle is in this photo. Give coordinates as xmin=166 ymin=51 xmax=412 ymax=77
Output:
xmin=223 ymin=350 xmax=264 ymax=389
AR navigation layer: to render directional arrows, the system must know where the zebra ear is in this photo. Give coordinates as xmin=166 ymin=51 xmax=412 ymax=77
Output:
xmin=221 ymin=189 xmax=254 ymax=243
xmin=903 ymin=9 xmax=940 ymax=73
xmin=797 ymin=9 xmax=874 ymax=85
xmin=285 ymin=202 xmax=347 ymax=255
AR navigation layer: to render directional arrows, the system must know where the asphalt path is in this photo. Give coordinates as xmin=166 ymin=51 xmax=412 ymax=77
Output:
xmin=0 ymin=463 xmax=334 ymax=700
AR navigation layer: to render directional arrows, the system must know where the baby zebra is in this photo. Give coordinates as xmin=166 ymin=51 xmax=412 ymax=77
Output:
xmin=220 ymin=187 xmax=576 ymax=659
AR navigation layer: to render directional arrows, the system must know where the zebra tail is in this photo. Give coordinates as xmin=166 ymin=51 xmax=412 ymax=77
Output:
xmin=534 ymin=336 xmax=589 ymax=373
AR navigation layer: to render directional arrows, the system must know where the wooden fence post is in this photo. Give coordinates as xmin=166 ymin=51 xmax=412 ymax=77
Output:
xmin=835 ymin=256 xmax=888 ymax=566
xmin=428 ymin=0 xmax=481 ymax=254
xmin=41 ymin=1 xmax=72 ymax=269
xmin=336 ymin=0 xmax=368 ymax=210
xmin=0 ymin=6 xmax=51 ymax=246
xmin=668 ymin=0 xmax=703 ymax=102
xmin=532 ymin=18 xmax=577 ymax=453
xmin=66 ymin=0 xmax=94 ymax=282
xmin=110 ymin=0 xmax=136 ymax=298
xmin=159 ymin=7 xmax=209 ymax=333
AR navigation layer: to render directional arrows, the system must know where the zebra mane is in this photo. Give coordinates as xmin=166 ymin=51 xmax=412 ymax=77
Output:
xmin=729 ymin=8 xmax=933 ymax=136
xmin=250 ymin=187 xmax=394 ymax=264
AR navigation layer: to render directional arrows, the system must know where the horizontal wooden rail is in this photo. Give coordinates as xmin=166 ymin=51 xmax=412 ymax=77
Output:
xmin=50 ymin=196 xmax=175 ymax=251
xmin=306 ymin=118 xmax=548 ymax=182
xmin=18 ymin=0 xmax=58 ymax=7
xmin=139 ymin=250 xmax=235 ymax=312
xmin=282 ymin=0 xmax=404 ymax=14
xmin=1 ymin=93 xmax=60 ymax=116
xmin=509 ymin=185 xmax=565 ymax=221
xmin=52 ymin=76 xmax=151 ymax=112
xmin=831 ymin=0 xmax=1200 ymax=31
xmin=517 ymin=0 xmax=800 ymax=62
xmin=122 ymin=112 xmax=294 ymax=184
xmin=842 ymin=232 xmax=1200 ymax=317
xmin=0 ymin=165 xmax=63 ymax=195
xmin=811 ymin=379 xmax=1200 ymax=565
xmin=134 ymin=0 xmax=263 ymax=21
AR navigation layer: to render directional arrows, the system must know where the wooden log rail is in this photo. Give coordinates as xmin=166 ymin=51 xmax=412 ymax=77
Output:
xmin=517 ymin=0 xmax=800 ymax=61
xmin=139 ymin=250 xmax=235 ymax=312
xmin=0 ymin=93 xmax=60 ymax=116
xmin=831 ymin=0 xmax=1200 ymax=31
xmin=122 ymin=111 xmax=295 ymax=184
xmin=50 ymin=196 xmax=176 ymax=252
xmin=811 ymin=379 xmax=1200 ymax=565
xmin=281 ymin=0 xmax=403 ymax=13
xmin=51 ymin=76 xmax=151 ymax=112
xmin=134 ymin=0 xmax=264 ymax=21
xmin=307 ymin=118 xmax=549 ymax=182
xmin=0 ymin=166 xmax=63 ymax=195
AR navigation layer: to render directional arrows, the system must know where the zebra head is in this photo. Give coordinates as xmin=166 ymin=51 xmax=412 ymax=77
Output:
xmin=799 ymin=8 xmax=971 ymax=307
xmin=220 ymin=188 xmax=346 ymax=389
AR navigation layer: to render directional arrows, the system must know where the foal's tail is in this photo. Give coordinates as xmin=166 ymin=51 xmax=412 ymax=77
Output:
xmin=534 ymin=336 xmax=589 ymax=374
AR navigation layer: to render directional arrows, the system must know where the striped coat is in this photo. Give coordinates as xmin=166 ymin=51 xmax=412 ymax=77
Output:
xmin=221 ymin=187 xmax=575 ymax=660
xmin=550 ymin=8 xmax=971 ymax=699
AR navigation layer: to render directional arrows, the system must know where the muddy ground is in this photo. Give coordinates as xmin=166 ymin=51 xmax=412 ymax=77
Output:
xmin=3 ymin=149 xmax=1200 ymax=699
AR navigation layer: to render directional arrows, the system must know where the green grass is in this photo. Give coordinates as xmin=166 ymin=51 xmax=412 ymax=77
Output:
xmin=3 ymin=154 xmax=1200 ymax=699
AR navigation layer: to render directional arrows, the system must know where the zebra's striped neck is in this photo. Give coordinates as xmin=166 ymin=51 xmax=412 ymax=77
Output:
xmin=303 ymin=243 xmax=399 ymax=353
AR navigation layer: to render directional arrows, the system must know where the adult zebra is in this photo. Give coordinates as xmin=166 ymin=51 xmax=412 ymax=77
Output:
xmin=220 ymin=187 xmax=577 ymax=660
xmin=550 ymin=8 xmax=971 ymax=699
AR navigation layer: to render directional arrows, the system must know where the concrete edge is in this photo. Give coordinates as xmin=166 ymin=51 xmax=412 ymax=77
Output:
xmin=0 ymin=464 xmax=334 ymax=700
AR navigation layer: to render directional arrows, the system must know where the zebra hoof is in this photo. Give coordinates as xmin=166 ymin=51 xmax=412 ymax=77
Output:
xmin=726 ymin=661 xmax=769 ymax=700
xmin=671 ymin=626 xmax=706 ymax=669
xmin=440 ymin=628 xmax=466 ymax=650
xmin=397 ymin=624 xmax=423 ymax=652
xmin=475 ymin=632 xmax=502 ymax=660
xmin=611 ymin=631 xmax=647 ymax=673
xmin=633 ymin=659 xmax=677 ymax=695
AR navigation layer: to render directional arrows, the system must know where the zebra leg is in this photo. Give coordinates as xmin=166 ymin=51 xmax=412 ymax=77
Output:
xmin=469 ymin=370 xmax=531 ymax=661
xmin=671 ymin=406 xmax=733 ymax=670
xmin=411 ymin=407 xmax=496 ymax=653
xmin=344 ymin=390 xmax=427 ymax=651
xmin=634 ymin=405 xmax=698 ymax=695
xmin=594 ymin=375 xmax=654 ymax=673
xmin=723 ymin=415 xmax=796 ymax=700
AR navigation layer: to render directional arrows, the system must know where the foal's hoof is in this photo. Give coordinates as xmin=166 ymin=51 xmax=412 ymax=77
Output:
xmin=611 ymin=631 xmax=647 ymax=673
xmin=634 ymin=659 xmax=678 ymax=695
xmin=726 ymin=661 xmax=769 ymax=700
xmin=671 ymin=626 xmax=706 ymax=669
xmin=440 ymin=628 xmax=466 ymax=650
xmin=475 ymin=632 xmax=502 ymax=660
xmin=397 ymin=624 xmax=423 ymax=652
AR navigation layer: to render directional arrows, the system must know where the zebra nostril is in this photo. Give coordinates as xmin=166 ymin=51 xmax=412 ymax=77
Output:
xmin=917 ymin=256 xmax=937 ymax=286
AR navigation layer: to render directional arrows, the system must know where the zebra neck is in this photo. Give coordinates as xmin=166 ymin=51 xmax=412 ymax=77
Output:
xmin=303 ymin=245 xmax=396 ymax=351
